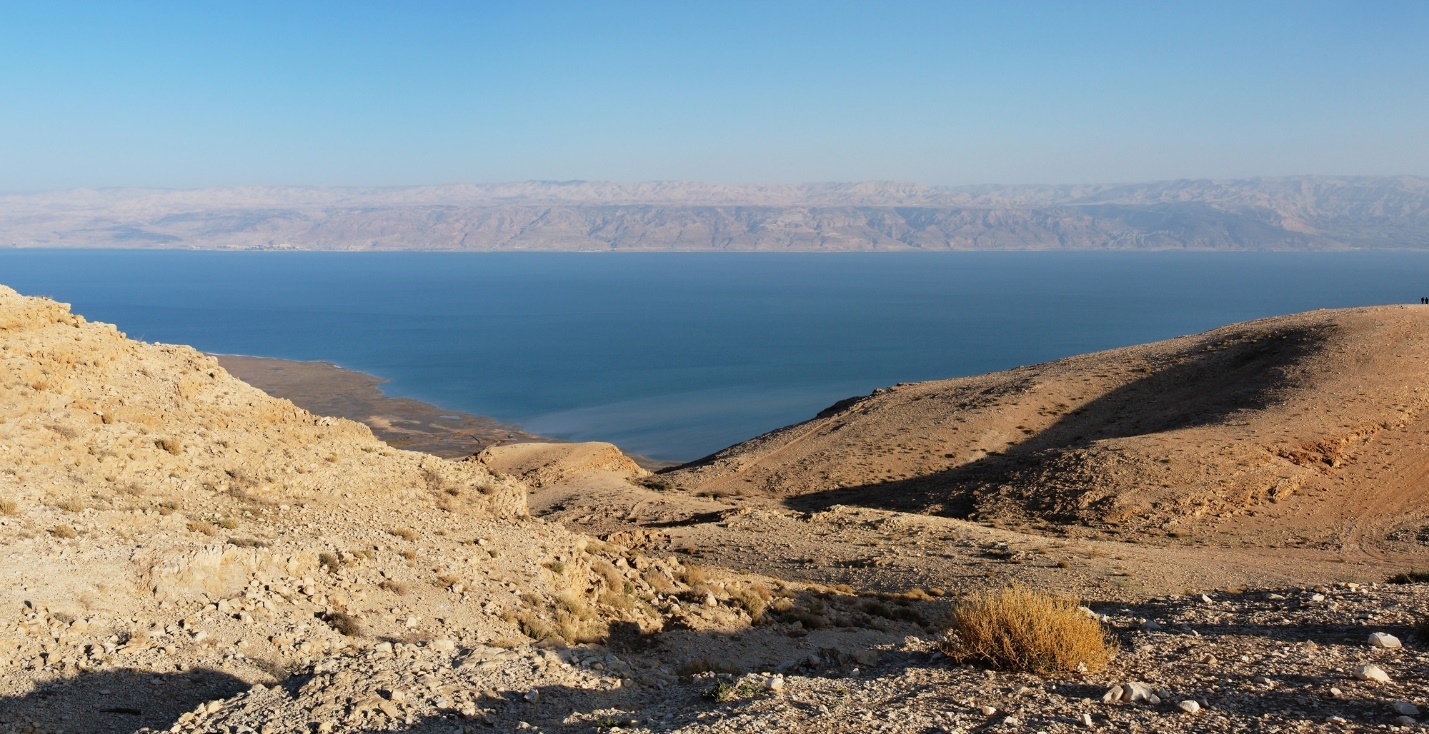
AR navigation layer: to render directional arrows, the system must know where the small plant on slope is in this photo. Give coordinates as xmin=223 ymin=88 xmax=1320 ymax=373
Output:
xmin=941 ymin=585 xmax=1113 ymax=676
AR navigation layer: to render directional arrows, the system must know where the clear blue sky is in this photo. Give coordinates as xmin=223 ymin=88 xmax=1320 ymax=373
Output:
xmin=1 ymin=1 xmax=1425 ymax=190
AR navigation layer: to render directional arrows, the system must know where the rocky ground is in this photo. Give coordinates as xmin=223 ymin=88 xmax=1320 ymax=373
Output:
xmin=3 ymin=284 xmax=1429 ymax=733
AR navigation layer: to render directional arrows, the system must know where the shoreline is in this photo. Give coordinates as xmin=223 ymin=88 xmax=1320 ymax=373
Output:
xmin=214 ymin=354 xmax=672 ymax=469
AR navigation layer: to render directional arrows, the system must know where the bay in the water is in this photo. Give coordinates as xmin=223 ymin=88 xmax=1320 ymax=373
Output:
xmin=3 ymin=250 xmax=1428 ymax=461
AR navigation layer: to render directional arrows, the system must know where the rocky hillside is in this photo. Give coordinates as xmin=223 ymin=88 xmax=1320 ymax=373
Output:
xmin=3 ymin=176 xmax=1426 ymax=250
xmin=0 ymin=284 xmax=813 ymax=733
xmin=668 ymin=306 xmax=1429 ymax=556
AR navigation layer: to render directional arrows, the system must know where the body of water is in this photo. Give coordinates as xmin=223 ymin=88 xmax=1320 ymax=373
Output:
xmin=4 ymin=250 xmax=1428 ymax=461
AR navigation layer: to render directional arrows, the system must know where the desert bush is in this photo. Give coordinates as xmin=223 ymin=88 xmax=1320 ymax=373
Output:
xmin=216 ymin=517 xmax=239 ymax=530
xmin=187 ymin=520 xmax=217 ymax=536
xmin=729 ymin=585 xmax=770 ymax=620
xmin=702 ymin=677 xmax=763 ymax=702
xmin=1387 ymin=570 xmax=1429 ymax=584
xmin=318 ymin=552 xmax=341 ymax=573
xmin=598 ymin=589 xmax=637 ymax=612
xmin=154 ymin=438 xmax=182 ymax=455
xmin=324 ymin=611 xmax=364 ymax=637
xmin=678 ymin=564 xmax=708 ymax=587
xmin=543 ymin=560 xmax=566 ymax=575
xmin=592 ymin=559 xmax=625 ymax=590
xmin=226 ymin=537 xmax=269 ymax=548
xmin=0 ymin=498 xmax=18 ymax=515
xmin=380 ymin=579 xmax=411 ymax=596
xmin=51 ymin=524 xmax=77 ymax=539
xmin=55 ymin=496 xmax=85 ymax=513
xmin=388 ymin=527 xmax=419 ymax=541
xmin=941 ymin=586 xmax=1112 ymax=676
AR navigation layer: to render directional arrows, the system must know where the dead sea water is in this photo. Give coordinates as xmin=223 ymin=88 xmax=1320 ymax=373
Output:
xmin=5 ymin=250 xmax=1429 ymax=461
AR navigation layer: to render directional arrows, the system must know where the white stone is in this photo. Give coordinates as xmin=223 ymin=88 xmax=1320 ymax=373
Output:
xmin=980 ymin=705 xmax=998 ymax=716
xmin=1368 ymin=632 xmax=1402 ymax=649
xmin=767 ymin=675 xmax=785 ymax=692
xmin=1391 ymin=701 xmax=1420 ymax=716
xmin=1123 ymin=681 xmax=1156 ymax=703
xmin=1101 ymin=685 xmax=1123 ymax=703
xmin=1081 ymin=712 xmax=1094 ymax=727
xmin=1178 ymin=700 xmax=1200 ymax=714
xmin=1354 ymin=664 xmax=1391 ymax=682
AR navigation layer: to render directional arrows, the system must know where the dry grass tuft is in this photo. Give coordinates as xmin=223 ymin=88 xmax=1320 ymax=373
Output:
xmin=55 ymin=496 xmax=85 ymax=513
xmin=677 ymin=564 xmax=708 ymax=587
xmin=941 ymin=586 xmax=1112 ymax=676
xmin=0 ymin=497 xmax=18 ymax=516
xmin=388 ymin=527 xmax=419 ymax=541
xmin=729 ymin=585 xmax=770 ymax=620
xmin=324 ymin=611 xmax=364 ymax=637
xmin=51 ymin=524 xmax=77 ymax=539
xmin=380 ymin=579 xmax=411 ymax=596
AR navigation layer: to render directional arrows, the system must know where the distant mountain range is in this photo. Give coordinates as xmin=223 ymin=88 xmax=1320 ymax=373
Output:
xmin=3 ymin=175 xmax=1427 ymax=251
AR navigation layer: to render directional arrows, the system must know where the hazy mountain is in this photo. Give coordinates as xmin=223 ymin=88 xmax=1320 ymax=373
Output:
xmin=2 ymin=175 xmax=1426 ymax=251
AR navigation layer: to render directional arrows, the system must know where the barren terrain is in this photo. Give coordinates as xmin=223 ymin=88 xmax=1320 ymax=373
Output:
xmin=2 ymin=285 xmax=1428 ymax=733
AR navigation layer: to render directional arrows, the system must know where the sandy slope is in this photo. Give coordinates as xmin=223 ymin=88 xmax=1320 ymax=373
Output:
xmin=666 ymin=306 xmax=1429 ymax=560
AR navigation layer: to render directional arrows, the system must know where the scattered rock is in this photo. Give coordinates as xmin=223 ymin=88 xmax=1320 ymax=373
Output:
xmin=1353 ymin=664 xmax=1391 ymax=682
xmin=1391 ymin=701 xmax=1420 ymax=716
xmin=1178 ymin=700 xmax=1201 ymax=714
xmin=1368 ymin=632 xmax=1402 ymax=649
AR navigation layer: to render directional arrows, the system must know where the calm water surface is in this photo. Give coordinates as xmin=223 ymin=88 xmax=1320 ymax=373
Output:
xmin=3 ymin=250 xmax=1427 ymax=461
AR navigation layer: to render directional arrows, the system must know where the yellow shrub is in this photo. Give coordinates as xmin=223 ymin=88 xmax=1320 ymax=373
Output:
xmin=941 ymin=586 xmax=1112 ymax=676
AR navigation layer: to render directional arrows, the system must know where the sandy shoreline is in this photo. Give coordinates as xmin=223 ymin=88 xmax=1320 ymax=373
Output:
xmin=214 ymin=354 xmax=549 ymax=459
xmin=215 ymin=354 xmax=673 ymax=469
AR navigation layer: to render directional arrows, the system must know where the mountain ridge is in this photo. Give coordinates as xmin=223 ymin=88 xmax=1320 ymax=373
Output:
xmin=4 ymin=175 xmax=1426 ymax=250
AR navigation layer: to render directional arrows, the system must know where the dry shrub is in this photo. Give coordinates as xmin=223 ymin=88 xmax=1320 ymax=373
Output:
xmin=216 ymin=517 xmax=239 ymax=530
xmin=598 ymin=589 xmax=636 ymax=612
xmin=380 ymin=579 xmax=411 ymax=596
xmin=324 ymin=612 xmax=364 ymax=637
xmin=677 ymin=564 xmax=708 ymax=587
xmin=187 ymin=520 xmax=217 ymax=536
xmin=318 ymin=552 xmax=341 ymax=573
xmin=543 ymin=560 xmax=566 ymax=575
xmin=154 ymin=438 xmax=182 ymax=455
xmin=51 ymin=524 xmax=77 ymax=539
xmin=730 ymin=585 xmax=771 ymax=620
xmin=0 ymin=498 xmax=18 ymax=516
xmin=55 ymin=496 xmax=85 ymax=513
xmin=643 ymin=569 xmax=678 ymax=595
xmin=941 ymin=586 xmax=1112 ymax=676
xmin=388 ymin=527 xmax=419 ymax=541
xmin=592 ymin=559 xmax=625 ymax=590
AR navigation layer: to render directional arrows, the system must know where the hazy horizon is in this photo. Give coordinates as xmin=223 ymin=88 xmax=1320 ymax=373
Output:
xmin=3 ymin=1 xmax=1426 ymax=191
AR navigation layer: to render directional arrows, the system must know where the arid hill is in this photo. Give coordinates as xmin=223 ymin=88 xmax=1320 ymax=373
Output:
xmin=668 ymin=306 xmax=1429 ymax=555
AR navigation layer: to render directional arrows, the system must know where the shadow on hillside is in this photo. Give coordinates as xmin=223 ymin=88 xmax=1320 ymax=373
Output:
xmin=0 ymin=666 xmax=247 ymax=734
xmin=784 ymin=325 xmax=1328 ymax=521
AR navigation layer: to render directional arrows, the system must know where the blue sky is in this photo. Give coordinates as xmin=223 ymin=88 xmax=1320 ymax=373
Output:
xmin=1 ymin=1 xmax=1425 ymax=190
